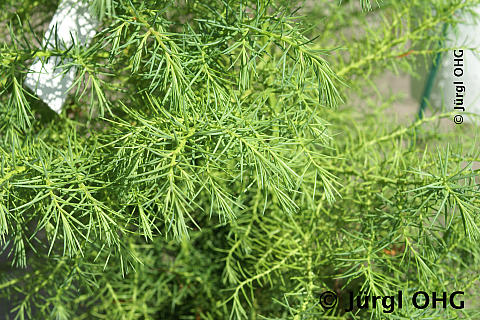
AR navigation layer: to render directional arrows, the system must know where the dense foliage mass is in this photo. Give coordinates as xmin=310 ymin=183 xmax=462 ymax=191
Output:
xmin=1 ymin=0 xmax=480 ymax=319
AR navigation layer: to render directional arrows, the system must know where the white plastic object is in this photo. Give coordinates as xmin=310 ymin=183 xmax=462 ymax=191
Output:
xmin=24 ymin=0 xmax=99 ymax=113
xmin=430 ymin=7 xmax=480 ymax=123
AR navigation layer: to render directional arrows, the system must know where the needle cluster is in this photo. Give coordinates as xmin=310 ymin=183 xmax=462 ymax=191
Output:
xmin=0 ymin=0 xmax=480 ymax=319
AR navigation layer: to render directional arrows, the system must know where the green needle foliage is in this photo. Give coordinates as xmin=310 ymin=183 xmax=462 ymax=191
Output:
xmin=1 ymin=0 xmax=480 ymax=319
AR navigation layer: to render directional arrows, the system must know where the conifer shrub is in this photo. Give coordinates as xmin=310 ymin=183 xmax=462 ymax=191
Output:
xmin=1 ymin=0 xmax=480 ymax=319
